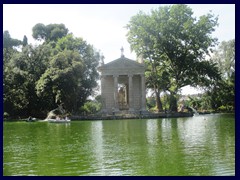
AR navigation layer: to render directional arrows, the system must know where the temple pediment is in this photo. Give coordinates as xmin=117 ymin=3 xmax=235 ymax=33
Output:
xmin=98 ymin=56 xmax=145 ymax=72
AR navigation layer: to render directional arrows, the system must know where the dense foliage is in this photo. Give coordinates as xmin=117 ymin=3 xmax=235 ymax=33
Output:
xmin=3 ymin=24 xmax=100 ymax=118
xmin=206 ymin=39 xmax=235 ymax=112
xmin=126 ymin=4 xmax=221 ymax=112
xmin=184 ymin=39 xmax=235 ymax=113
xmin=32 ymin=23 xmax=69 ymax=42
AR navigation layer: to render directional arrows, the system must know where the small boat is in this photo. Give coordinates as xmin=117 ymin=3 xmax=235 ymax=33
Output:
xmin=47 ymin=118 xmax=71 ymax=123
xmin=26 ymin=117 xmax=37 ymax=122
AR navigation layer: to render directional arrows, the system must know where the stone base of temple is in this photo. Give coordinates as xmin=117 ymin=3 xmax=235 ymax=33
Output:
xmin=71 ymin=111 xmax=194 ymax=120
xmin=99 ymin=109 xmax=150 ymax=116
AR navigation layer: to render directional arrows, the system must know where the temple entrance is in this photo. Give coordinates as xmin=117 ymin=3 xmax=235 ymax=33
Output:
xmin=98 ymin=50 xmax=147 ymax=114
xmin=118 ymin=75 xmax=129 ymax=110
xmin=118 ymin=84 xmax=128 ymax=110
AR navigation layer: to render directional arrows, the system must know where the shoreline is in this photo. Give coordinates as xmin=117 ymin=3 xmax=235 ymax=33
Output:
xmin=4 ymin=112 xmax=235 ymax=121
xmin=70 ymin=112 xmax=194 ymax=121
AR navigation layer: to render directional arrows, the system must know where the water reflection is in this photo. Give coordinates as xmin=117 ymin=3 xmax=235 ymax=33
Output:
xmin=89 ymin=121 xmax=105 ymax=175
xmin=146 ymin=119 xmax=159 ymax=145
xmin=4 ymin=114 xmax=235 ymax=176
xmin=176 ymin=115 xmax=235 ymax=175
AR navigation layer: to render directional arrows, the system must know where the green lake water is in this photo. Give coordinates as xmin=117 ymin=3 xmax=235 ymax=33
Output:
xmin=3 ymin=113 xmax=235 ymax=176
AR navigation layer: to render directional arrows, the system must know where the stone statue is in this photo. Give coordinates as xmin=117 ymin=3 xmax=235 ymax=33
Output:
xmin=118 ymin=87 xmax=125 ymax=105
xmin=46 ymin=103 xmax=66 ymax=119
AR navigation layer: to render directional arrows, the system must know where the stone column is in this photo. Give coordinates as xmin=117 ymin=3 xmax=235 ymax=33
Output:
xmin=128 ymin=74 xmax=134 ymax=112
xmin=141 ymin=74 xmax=146 ymax=111
xmin=113 ymin=75 xmax=119 ymax=111
xmin=100 ymin=75 xmax=106 ymax=113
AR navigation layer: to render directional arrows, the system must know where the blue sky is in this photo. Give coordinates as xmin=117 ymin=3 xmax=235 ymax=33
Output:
xmin=3 ymin=4 xmax=235 ymax=94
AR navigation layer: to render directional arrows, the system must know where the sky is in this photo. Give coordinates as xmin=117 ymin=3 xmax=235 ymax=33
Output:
xmin=3 ymin=4 xmax=235 ymax=94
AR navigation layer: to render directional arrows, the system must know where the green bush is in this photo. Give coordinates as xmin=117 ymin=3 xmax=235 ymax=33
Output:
xmin=4 ymin=112 xmax=9 ymax=119
xmin=81 ymin=100 xmax=102 ymax=115
xmin=218 ymin=105 xmax=234 ymax=112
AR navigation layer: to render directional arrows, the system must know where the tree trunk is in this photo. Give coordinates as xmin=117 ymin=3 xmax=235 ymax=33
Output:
xmin=154 ymin=87 xmax=163 ymax=112
xmin=169 ymin=92 xmax=178 ymax=112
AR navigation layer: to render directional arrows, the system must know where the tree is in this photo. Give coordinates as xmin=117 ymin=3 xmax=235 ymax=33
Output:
xmin=206 ymin=39 xmax=235 ymax=111
xmin=211 ymin=39 xmax=235 ymax=80
xmin=55 ymin=34 xmax=100 ymax=99
xmin=3 ymin=30 xmax=22 ymax=49
xmin=36 ymin=50 xmax=83 ymax=112
xmin=3 ymin=31 xmax=22 ymax=63
xmin=80 ymin=97 xmax=102 ymax=115
xmin=3 ymin=43 xmax=52 ymax=117
xmin=36 ymin=34 xmax=100 ymax=113
xmin=3 ymin=31 xmax=24 ymax=116
xmin=126 ymin=4 xmax=221 ymax=112
xmin=22 ymin=35 xmax=28 ymax=47
xmin=4 ymin=25 xmax=100 ymax=118
xmin=32 ymin=23 xmax=68 ymax=42
xmin=145 ymin=59 xmax=171 ymax=111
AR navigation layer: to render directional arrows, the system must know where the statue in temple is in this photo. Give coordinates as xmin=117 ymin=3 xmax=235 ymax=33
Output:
xmin=118 ymin=87 xmax=125 ymax=106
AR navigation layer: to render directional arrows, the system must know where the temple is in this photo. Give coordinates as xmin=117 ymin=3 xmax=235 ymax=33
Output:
xmin=98 ymin=48 xmax=147 ymax=114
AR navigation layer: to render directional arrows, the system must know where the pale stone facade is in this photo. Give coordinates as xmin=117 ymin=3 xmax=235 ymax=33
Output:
xmin=98 ymin=52 xmax=147 ymax=114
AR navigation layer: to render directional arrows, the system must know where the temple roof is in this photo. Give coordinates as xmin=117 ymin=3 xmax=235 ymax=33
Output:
xmin=98 ymin=56 xmax=145 ymax=71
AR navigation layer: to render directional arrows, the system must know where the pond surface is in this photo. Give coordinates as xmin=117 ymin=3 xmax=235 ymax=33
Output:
xmin=3 ymin=114 xmax=235 ymax=176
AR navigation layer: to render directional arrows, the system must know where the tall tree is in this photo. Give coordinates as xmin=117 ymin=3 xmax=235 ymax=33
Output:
xmin=22 ymin=35 xmax=28 ymax=47
xmin=3 ymin=43 xmax=52 ymax=117
xmin=211 ymin=39 xmax=235 ymax=79
xmin=206 ymin=39 xmax=235 ymax=111
xmin=36 ymin=50 xmax=84 ymax=112
xmin=3 ymin=31 xmax=22 ymax=63
xmin=32 ymin=23 xmax=68 ymax=42
xmin=126 ymin=4 xmax=221 ymax=112
xmin=4 ymin=25 xmax=100 ymax=118
xmin=3 ymin=30 xmax=22 ymax=49
xmin=36 ymin=34 xmax=100 ymax=113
